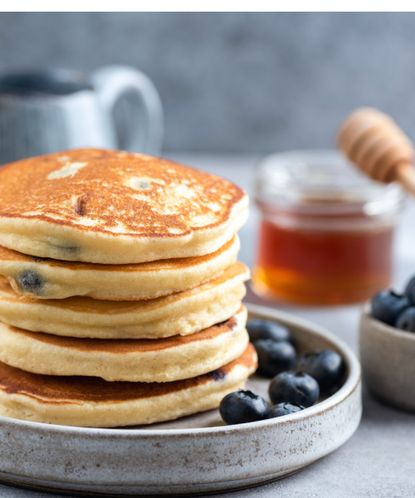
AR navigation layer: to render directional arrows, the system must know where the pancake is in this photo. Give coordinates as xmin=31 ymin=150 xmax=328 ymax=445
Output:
xmin=0 ymin=307 xmax=248 ymax=382
xmin=0 ymin=262 xmax=249 ymax=339
xmin=0 ymin=236 xmax=239 ymax=300
xmin=0 ymin=344 xmax=257 ymax=427
xmin=0 ymin=149 xmax=248 ymax=264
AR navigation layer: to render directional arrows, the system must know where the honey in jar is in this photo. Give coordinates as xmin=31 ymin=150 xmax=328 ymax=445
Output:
xmin=252 ymin=150 xmax=404 ymax=305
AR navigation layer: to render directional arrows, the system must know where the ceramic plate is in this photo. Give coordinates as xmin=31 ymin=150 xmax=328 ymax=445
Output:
xmin=0 ymin=303 xmax=362 ymax=495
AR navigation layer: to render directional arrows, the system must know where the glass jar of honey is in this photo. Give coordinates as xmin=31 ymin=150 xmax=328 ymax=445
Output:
xmin=252 ymin=150 xmax=404 ymax=305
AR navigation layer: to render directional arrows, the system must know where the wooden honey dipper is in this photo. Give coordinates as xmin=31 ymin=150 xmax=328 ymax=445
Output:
xmin=337 ymin=107 xmax=415 ymax=195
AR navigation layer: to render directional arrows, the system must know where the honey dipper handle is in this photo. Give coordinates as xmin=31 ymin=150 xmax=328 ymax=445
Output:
xmin=337 ymin=108 xmax=415 ymax=196
xmin=396 ymin=163 xmax=415 ymax=196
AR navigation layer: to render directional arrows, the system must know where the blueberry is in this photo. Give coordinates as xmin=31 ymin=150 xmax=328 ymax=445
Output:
xmin=298 ymin=350 xmax=345 ymax=396
xmin=219 ymin=390 xmax=269 ymax=424
xmin=254 ymin=339 xmax=297 ymax=378
xmin=396 ymin=307 xmax=415 ymax=332
xmin=371 ymin=290 xmax=410 ymax=326
xmin=268 ymin=371 xmax=319 ymax=407
xmin=16 ymin=270 xmax=43 ymax=293
xmin=210 ymin=369 xmax=226 ymax=381
xmin=268 ymin=402 xmax=304 ymax=418
xmin=247 ymin=319 xmax=292 ymax=343
xmin=49 ymin=242 xmax=79 ymax=254
xmin=405 ymin=276 xmax=415 ymax=304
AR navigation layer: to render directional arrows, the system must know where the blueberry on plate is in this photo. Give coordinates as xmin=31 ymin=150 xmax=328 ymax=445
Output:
xmin=298 ymin=350 xmax=345 ymax=396
xmin=268 ymin=402 xmax=304 ymax=418
xmin=219 ymin=390 xmax=269 ymax=425
xmin=268 ymin=371 xmax=319 ymax=407
xmin=254 ymin=339 xmax=297 ymax=378
xmin=247 ymin=318 xmax=292 ymax=343
xmin=396 ymin=307 xmax=415 ymax=332
xmin=371 ymin=290 xmax=410 ymax=326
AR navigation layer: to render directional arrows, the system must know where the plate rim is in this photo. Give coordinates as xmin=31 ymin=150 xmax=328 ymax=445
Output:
xmin=0 ymin=302 xmax=361 ymax=437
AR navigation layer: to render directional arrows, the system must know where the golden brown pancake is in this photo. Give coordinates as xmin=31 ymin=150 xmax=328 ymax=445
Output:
xmin=0 ymin=236 xmax=239 ymax=300
xmin=0 ymin=262 xmax=249 ymax=338
xmin=0 ymin=149 xmax=248 ymax=263
xmin=0 ymin=344 xmax=257 ymax=427
xmin=0 ymin=307 xmax=248 ymax=382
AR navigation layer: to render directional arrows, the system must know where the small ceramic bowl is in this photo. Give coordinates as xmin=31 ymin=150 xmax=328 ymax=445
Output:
xmin=360 ymin=308 xmax=415 ymax=411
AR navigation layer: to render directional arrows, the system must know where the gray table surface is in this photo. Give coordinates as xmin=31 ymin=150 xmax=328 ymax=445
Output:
xmin=2 ymin=154 xmax=415 ymax=498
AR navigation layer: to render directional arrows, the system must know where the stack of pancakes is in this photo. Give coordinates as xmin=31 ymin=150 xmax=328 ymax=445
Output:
xmin=0 ymin=149 xmax=256 ymax=427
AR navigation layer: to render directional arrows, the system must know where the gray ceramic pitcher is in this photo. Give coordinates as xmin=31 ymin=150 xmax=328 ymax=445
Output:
xmin=0 ymin=65 xmax=163 ymax=164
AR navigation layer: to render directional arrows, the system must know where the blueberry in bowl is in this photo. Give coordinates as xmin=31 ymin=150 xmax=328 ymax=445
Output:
xmin=370 ymin=290 xmax=410 ymax=327
xmin=404 ymin=276 xmax=415 ymax=304
xmin=396 ymin=307 xmax=415 ymax=332
xmin=369 ymin=274 xmax=415 ymax=334
xmin=360 ymin=274 xmax=415 ymax=412
xmin=361 ymin=305 xmax=415 ymax=411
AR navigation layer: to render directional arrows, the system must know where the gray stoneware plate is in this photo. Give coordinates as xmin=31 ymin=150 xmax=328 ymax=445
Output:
xmin=0 ymin=303 xmax=362 ymax=496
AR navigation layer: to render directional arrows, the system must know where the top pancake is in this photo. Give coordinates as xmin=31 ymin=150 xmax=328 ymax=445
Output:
xmin=0 ymin=149 xmax=248 ymax=263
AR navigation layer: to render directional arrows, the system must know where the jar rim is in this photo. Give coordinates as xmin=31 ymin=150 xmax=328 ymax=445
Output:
xmin=255 ymin=149 xmax=404 ymax=216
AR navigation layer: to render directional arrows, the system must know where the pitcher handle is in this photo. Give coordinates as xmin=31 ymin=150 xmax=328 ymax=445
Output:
xmin=92 ymin=65 xmax=163 ymax=154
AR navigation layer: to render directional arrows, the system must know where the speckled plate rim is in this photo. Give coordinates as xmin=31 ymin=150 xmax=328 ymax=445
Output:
xmin=0 ymin=303 xmax=361 ymax=436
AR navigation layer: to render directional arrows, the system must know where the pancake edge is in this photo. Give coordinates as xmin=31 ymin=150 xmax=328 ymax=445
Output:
xmin=1 ymin=236 xmax=240 ymax=301
xmin=0 ymin=346 xmax=257 ymax=427
xmin=0 ymin=264 xmax=249 ymax=338
xmin=0 ymin=196 xmax=248 ymax=264
xmin=0 ymin=308 xmax=249 ymax=382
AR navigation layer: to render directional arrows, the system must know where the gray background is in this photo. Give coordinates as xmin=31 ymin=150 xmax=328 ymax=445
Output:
xmin=1 ymin=12 xmax=415 ymax=153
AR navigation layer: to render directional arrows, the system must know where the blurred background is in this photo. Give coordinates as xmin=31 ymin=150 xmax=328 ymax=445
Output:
xmin=1 ymin=12 xmax=414 ymax=154
xmin=1 ymin=11 xmax=415 ymax=277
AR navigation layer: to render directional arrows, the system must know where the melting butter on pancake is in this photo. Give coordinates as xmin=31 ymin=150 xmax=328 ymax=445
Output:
xmin=0 ymin=262 xmax=249 ymax=339
xmin=0 ymin=236 xmax=239 ymax=300
xmin=0 ymin=344 xmax=257 ymax=427
xmin=0 ymin=149 xmax=248 ymax=264
xmin=0 ymin=308 xmax=248 ymax=382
